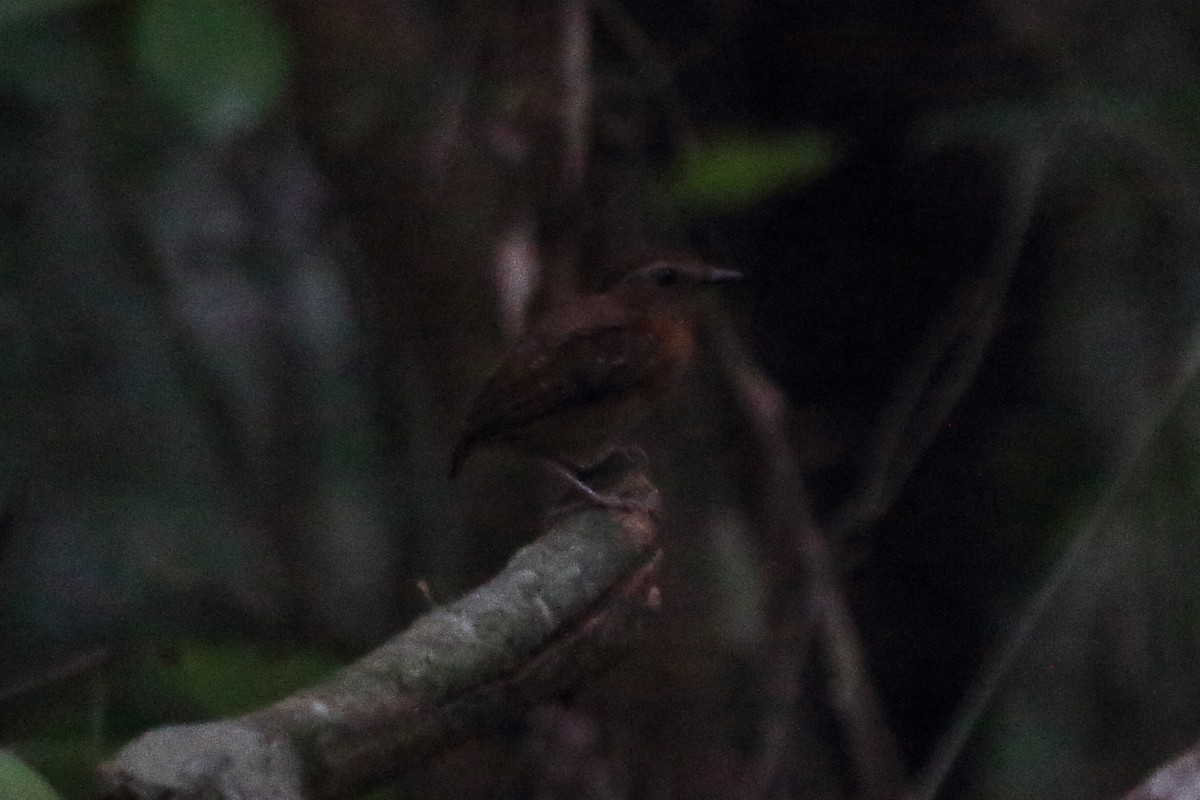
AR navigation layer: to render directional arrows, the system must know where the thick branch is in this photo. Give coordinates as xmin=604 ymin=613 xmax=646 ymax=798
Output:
xmin=1122 ymin=745 xmax=1200 ymax=800
xmin=97 ymin=484 xmax=661 ymax=800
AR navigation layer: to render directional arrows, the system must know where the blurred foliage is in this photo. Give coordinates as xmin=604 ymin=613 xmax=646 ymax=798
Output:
xmin=0 ymin=0 xmax=100 ymax=27
xmin=982 ymin=410 xmax=1200 ymax=796
xmin=7 ymin=679 xmax=107 ymax=797
xmin=1 ymin=8 xmax=383 ymax=795
xmin=139 ymin=641 xmax=341 ymax=719
xmin=3 ymin=0 xmax=1200 ymax=798
xmin=669 ymin=131 xmax=837 ymax=213
xmin=4 ymin=641 xmax=343 ymax=794
xmin=0 ymin=750 xmax=61 ymax=800
xmin=133 ymin=0 xmax=291 ymax=139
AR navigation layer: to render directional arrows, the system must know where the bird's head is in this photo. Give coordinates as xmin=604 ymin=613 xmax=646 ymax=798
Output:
xmin=611 ymin=257 xmax=744 ymax=312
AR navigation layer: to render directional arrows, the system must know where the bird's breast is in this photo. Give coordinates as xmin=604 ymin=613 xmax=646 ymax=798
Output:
xmin=635 ymin=314 xmax=696 ymax=392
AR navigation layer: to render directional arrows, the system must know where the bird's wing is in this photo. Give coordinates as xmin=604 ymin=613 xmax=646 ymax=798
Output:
xmin=460 ymin=321 xmax=667 ymax=448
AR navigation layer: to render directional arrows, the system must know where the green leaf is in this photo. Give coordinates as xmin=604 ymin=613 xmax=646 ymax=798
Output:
xmin=670 ymin=131 xmax=837 ymax=213
xmin=144 ymin=642 xmax=340 ymax=718
xmin=0 ymin=750 xmax=62 ymax=800
xmin=132 ymin=0 xmax=291 ymax=139
xmin=0 ymin=0 xmax=102 ymax=28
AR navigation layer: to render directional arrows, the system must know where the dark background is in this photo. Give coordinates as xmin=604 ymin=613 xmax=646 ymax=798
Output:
xmin=4 ymin=1 xmax=1200 ymax=798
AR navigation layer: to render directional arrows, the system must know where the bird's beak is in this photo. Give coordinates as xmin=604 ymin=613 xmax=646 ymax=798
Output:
xmin=707 ymin=267 xmax=745 ymax=283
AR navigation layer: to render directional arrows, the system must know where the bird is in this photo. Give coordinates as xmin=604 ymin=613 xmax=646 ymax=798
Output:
xmin=449 ymin=256 xmax=743 ymax=509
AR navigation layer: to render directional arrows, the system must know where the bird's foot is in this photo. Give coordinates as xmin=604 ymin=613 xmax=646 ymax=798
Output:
xmin=550 ymin=488 xmax=661 ymax=518
xmin=545 ymin=459 xmax=660 ymax=515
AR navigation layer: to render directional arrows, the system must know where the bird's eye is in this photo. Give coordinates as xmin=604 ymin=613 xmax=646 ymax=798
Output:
xmin=654 ymin=268 xmax=680 ymax=287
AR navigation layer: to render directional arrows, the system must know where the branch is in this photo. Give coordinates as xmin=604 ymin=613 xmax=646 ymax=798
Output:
xmin=831 ymin=141 xmax=1049 ymax=537
xmin=560 ymin=0 xmax=592 ymax=197
xmin=1122 ymin=744 xmax=1200 ymax=800
xmin=716 ymin=323 xmax=907 ymax=800
xmin=0 ymin=648 xmax=109 ymax=706
xmin=911 ymin=319 xmax=1200 ymax=800
xmin=97 ymin=477 xmax=662 ymax=800
xmin=590 ymin=0 xmax=699 ymax=150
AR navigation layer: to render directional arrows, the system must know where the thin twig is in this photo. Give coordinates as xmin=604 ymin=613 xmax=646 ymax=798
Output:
xmin=753 ymin=587 xmax=817 ymax=798
xmin=911 ymin=313 xmax=1200 ymax=800
xmin=718 ymin=324 xmax=907 ymax=800
xmin=561 ymin=0 xmax=592 ymax=196
xmin=0 ymin=647 xmax=110 ymax=706
xmin=524 ymin=0 xmax=594 ymax=312
xmin=832 ymin=141 xmax=1052 ymax=537
xmin=424 ymin=4 xmax=493 ymax=184
xmin=590 ymin=0 xmax=699 ymax=151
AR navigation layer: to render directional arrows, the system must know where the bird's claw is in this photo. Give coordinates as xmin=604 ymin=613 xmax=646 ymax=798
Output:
xmin=545 ymin=457 xmax=661 ymax=518
xmin=548 ymin=485 xmax=662 ymax=520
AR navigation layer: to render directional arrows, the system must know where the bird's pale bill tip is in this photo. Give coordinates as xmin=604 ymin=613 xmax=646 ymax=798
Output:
xmin=709 ymin=267 xmax=745 ymax=282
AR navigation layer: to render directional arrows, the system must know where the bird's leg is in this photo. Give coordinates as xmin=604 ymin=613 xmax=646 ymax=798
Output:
xmin=544 ymin=458 xmax=657 ymax=513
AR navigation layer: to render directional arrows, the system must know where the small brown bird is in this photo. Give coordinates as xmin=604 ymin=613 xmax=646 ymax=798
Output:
xmin=449 ymin=257 xmax=743 ymax=508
